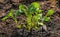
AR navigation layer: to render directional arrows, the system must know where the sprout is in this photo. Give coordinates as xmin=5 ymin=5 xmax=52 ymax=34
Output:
xmin=31 ymin=2 xmax=40 ymax=9
xmin=2 ymin=9 xmax=17 ymax=24
xmin=15 ymin=2 xmax=54 ymax=31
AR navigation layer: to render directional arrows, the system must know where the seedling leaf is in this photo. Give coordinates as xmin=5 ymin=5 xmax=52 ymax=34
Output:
xmin=31 ymin=2 xmax=40 ymax=9
xmin=44 ymin=17 xmax=50 ymax=21
xmin=8 ymin=9 xmax=14 ymax=17
xmin=46 ymin=9 xmax=54 ymax=16
xmin=1 ymin=16 xmax=8 ymax=21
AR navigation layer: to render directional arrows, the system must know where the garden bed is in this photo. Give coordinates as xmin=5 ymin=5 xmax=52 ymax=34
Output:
xmin=0 ymin=0 xmax=60 ymax=37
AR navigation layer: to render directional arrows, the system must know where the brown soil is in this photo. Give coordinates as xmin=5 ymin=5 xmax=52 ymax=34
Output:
xmin=0 ymin=0 xmax=60 ymax=37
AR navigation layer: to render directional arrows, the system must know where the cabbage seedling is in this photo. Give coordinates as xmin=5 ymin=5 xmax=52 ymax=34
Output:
xmin=16 ymin=2 xmax=54 ymax=31
xmin=2 ymin=9 xmax=17 ymax=24
xmin=43 ymin=9 xmax=54 ymax=22
xmin=16 ymin=2 xmax=43 ymax=30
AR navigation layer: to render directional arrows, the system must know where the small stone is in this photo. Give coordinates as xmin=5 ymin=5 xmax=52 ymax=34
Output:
xmin=3 ymin=3 xmax=12 ymax=10
xmin=13 ymin=2 xmax=20 ymax=6
xmin=0 ymin=10 xmax=6 ymax=17
xmin=0 ymin=0 xmax=8 ymax=4
xmin=11 ymin=0 xmax=20 ymax=3
xmin=11 ymin=0 xmax=20 ymax=6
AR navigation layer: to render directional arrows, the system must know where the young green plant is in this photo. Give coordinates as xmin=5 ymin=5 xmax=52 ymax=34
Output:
xmin=38 ymin=9 xmax=54 ymax=26
xmin=2 ymin=9 xmax=18 ymax=24
xmin=16 ymin=2 xmax=54 ymax=30
xmin=16 ymin=2 xmax=42 ymax=30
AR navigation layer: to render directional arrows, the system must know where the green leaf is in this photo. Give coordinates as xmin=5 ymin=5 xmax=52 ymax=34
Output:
xmin=44 ymin=17 xmax=50 ymax=21
xmin=36 ymin=10 xmax=43 ymax=13
xmin=19 ymin=4 xmax=27 ymax=16
xmin=19 ymin=4 xmax=24 ymax=10
xmin=19 ymin=4 xmax=27 ymax=11
xmin=12 ymin=16 xmax=17 ymax=24
xmin=1 ymin=9 xmax=14 ymax=21
xmin=16 ymin=25 xmax=21 ymax=29
xmin=31 ymin=2 xmax=40 ymax=9
xmin=1 ymin=16 xmax=8 ymax=21
xmin=46 ymin=9 xmax=54 ymax=16
xmin=28 ymin=2 xmax=40 ymax=13
xmin=28 ymin=6 xmax=36 ymax=13
xmin=8 ymin=9 xmax=14 ymax=17
xmin=16 ymin=10 xmax=23 ymax=16
xmin=38 ymin=14 xmax=42 ymax=19
xmin=38 ymin=22 xmax=44 ymax=26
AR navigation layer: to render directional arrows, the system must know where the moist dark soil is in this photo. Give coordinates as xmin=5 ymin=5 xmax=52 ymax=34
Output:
xmin=0 ymin=0 xmax=60 ymax=37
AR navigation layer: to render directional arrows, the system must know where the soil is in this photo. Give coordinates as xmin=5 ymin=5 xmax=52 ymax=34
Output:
xmin=0 ymin=0 xmax=60 ymax=37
